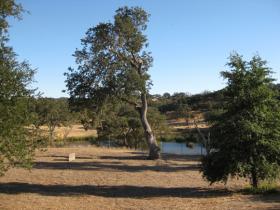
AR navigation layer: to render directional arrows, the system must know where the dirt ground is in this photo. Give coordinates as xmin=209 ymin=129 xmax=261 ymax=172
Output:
xmin=0 ymin=147 xmax=279 ymax=210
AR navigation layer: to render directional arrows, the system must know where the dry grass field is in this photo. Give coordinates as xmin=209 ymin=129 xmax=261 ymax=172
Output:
xmin=0 ymin=147 xmax=279 ymax=210
xmin=39 ymin=124 xmax=97 ymax=139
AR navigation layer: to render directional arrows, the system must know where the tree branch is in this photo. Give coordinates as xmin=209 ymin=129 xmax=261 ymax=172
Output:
xmin=118 ymin=95 xmax=140 ymax=109
xmin=108 ymin=46 xmax=139 ymax=69
xmin=194 ymin=119 xmax=210 ymax=155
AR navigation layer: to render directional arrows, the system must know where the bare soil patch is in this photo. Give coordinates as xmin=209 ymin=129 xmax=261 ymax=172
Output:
xmin=0 ymin=147 xmax=279 ymax=210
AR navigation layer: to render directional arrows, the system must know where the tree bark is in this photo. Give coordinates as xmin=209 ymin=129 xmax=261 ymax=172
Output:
xmin=48 ymin=127 xmax=55 ymax=146
xmin=138 ymin=93 xmax=160 ymax=159
xmin=251 ymin=162 xmax=258 ymax=188
xmin=251 ymin=169 xmax=258 ymax=188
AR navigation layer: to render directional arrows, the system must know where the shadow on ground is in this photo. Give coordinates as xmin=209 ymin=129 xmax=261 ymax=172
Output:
xmin=101 ymin=154 xmax=202 ymax=162
xmin=33 ymin=161 xmax=201 ymax=172
xmin=41 ymin=155 xmax=93 ymax=160
xmin=41 ymin=153 xmax=202 ymax=162
xmin=100 ymin=155 xmax=147 ymax=160
xmin=248 ymin=193 xmax=280 ymax=204
xmin=0 ymin=182 xmax=231 ymax=198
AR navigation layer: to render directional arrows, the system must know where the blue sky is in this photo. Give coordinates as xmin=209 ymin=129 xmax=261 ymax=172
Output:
xmin=8 ymin=0 xmax=280 ymax=97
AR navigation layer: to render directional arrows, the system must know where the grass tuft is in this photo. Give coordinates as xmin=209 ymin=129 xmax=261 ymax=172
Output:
xmin=242 ymin=182 xmax=279 ymax=194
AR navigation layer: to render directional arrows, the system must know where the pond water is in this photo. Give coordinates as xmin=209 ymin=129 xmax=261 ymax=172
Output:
xmin=160 ymin=142 xmax=206 ymax=155
xmin=97 ymin=140 xmax=206 ymax=156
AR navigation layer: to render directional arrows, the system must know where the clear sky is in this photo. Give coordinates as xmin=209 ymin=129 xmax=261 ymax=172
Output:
xmin=8 ymin=0 xmax=280 ymax=98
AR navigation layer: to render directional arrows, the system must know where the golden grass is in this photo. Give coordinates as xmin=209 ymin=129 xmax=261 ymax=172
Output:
xmin=39 ymin=124 xmax=97 ymax=139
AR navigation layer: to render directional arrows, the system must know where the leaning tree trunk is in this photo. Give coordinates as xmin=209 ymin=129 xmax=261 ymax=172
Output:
xmin=138 ymin=93 xmax=160 ymax=159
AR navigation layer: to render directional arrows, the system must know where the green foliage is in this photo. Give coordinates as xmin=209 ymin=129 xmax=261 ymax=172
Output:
xmin=64 ymin=6 xmax=152 ymax=105
xmin=0 ymin=0 xmax=37 ymax=175
xmin=147 ymin=107 xmax=170 ymax=138
xmin=30 ymin=98 xmax=73 ymax=145
xmin=95 ymin=103 xmax=168 ymax=149
xmin=54 ymin=136 xmax=97 ymax=147
xmin=156 ymin=91 xmax=225 ymax=118
xmin=242 ymin=181 xmax=279 ymax=194
xmin=65 ymin=136 xmax=96 ymax=143
xmin=96 ymin=103 xmax=143 ymax=148
xmin=202 ymin=53 xmax=280 ymax=188
xmin=64 ymin=7 xmax=162 ymax=159
xmin=79 ymin=108 xmax=95 ymax=131
xmin=158 ymin=92 xmax=189 ymax=115
xmin=0 ymin=0 xmax=23 ymax=35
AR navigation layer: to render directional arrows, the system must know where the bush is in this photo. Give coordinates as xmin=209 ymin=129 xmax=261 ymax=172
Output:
xmin=53 ymin=136 xmax=97 ymax=147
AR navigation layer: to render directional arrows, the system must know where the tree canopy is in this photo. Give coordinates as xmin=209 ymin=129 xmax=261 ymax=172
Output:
xmin=0 ymin=0 xmax=23 ymax=35
xmin=202 ymin=53 xmax=280 ymax=188
xmin=0 ymin=0 xmax=36 ymax=175
xmin=65 ymin=6 xmax=160 ymax=159
xmin=65 ymin=7 xmax=152 ymax=104
xmin=30 ymin=98 xmax=72 ymax=144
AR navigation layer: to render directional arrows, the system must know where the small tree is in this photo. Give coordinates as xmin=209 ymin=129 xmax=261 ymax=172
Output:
xmin=96 ymin=103 xmax=140 ymax=148
xmin=202 ymin=53 xmax=280 ymax=188
xmin=31 ymin=98 xmax=72 ymax=145
xmin=96 ymin=102 xmax=168 ymax=149
xmin=64 ymin=7 xmax=160 ymax=159
xmin=79 ymin=108 xmax=94 ymax=131
xmin=77 ymin=108 xmax=101 ymax=131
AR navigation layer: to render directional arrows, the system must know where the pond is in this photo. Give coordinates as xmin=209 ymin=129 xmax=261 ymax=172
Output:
xmin=97 ymin=140 xmax=207 ymax=156
xmin=160 ymin=142 xmax=206 ymax=155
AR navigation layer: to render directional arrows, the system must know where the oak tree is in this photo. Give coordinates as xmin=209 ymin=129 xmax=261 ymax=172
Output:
xmin=0 ymin=0 xmax=36 ymax=174
xmin=202 ymin=53 xmax=280 ymax=188
xmin=64 ymin=7 xmax=160 ymax=159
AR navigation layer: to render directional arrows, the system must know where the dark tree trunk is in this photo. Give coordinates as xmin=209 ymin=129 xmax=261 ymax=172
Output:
xmin=48 ymin=125 xmax=55 ymax=146
xmin=251 ymin=166 xmax=258 ymax=188
xmin=138 ymin=93 xmax=160 ymax=159
xmin=123 ymin=134 xmax=128 ymax=147
xmin=250 ymin=153 xmax=259 ymax=188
